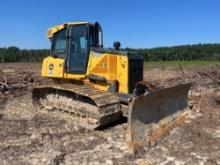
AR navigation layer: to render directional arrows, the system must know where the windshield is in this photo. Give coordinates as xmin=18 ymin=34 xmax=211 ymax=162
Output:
xmin=51 ymin=29 xmax=67 ymax=58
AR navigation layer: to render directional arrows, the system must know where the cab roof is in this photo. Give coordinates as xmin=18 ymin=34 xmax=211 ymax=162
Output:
xmin=47 ymin=21 xmax=94 ymax=38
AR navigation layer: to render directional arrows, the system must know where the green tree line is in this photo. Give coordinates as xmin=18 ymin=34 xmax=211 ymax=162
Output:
xmin=0 ymin=46 xmax=49 ymax=62
xmin=126 ymin=43 xmax=220 ymax=61
xmin=0 ymin=44 xmax=220 ymax=62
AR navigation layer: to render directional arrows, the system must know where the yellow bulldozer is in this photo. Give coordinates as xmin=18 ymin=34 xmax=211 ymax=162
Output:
xmin=32 ymin=21 xmax=191 ymax=152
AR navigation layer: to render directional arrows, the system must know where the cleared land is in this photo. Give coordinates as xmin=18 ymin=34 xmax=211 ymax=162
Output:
xmin=0 ymin=62 xmax=219 ymax=165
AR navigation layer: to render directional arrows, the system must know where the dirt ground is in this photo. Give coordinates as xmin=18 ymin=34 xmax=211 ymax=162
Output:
xmin=0 ymin=63 xmax=219 ymax=165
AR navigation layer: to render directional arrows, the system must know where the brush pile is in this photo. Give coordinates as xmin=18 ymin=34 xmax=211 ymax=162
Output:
xmin=0 ymin=68 xmax=41 ymax=105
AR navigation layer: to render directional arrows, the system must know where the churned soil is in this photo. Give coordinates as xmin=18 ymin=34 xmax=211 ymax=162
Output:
xmin=0 ymin=63 xmax=219 ymax=165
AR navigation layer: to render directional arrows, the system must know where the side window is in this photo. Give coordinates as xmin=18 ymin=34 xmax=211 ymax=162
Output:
xmin=89 ymin=26 xmax=99 ymax=47
xmin=68 ymin=25 xmax=89 ymax=73
xmin=52 ymin=29 xmax=67 ymax=58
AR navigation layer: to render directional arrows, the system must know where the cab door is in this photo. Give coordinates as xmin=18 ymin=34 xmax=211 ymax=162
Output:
xmin=67 ymin=25 xmax=89 ymax=74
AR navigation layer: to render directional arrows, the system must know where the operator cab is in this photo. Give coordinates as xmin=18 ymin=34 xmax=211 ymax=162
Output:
xmin=50 ymin=22 xmax=103 ymax=74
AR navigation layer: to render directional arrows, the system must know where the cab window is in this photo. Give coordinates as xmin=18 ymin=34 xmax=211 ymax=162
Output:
xmin=51 ymin=29 xmax=67 ymax=58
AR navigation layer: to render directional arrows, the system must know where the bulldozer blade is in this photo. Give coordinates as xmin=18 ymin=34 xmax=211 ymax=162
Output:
xmin=127 ymin=83 xmax=191 ymax=152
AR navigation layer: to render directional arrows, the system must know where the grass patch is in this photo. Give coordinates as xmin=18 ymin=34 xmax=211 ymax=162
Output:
xmin=144 ymin=60 xmax=220 ymax=70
